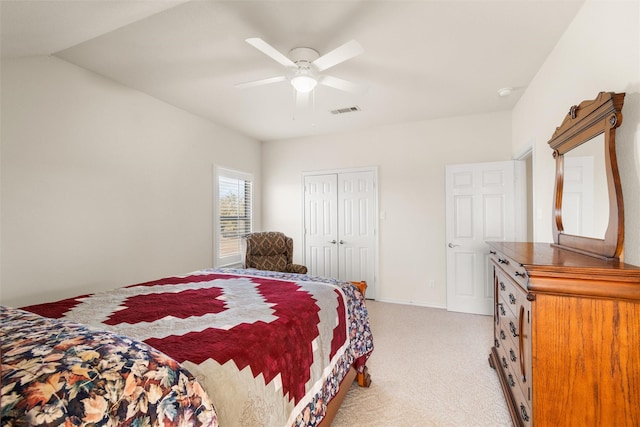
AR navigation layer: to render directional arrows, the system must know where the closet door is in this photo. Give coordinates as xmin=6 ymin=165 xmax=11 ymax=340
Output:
xmin=304 ymin=170 xmax=377 ymax=298
xmin=304 ymin=174 xmax=339 ymax=279
xmin=337 ymin=171 xmax=376 ymax=287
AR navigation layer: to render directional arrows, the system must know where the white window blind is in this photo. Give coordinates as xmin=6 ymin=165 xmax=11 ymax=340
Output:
xmin=214 ymin=167 xmax=253 ymax=267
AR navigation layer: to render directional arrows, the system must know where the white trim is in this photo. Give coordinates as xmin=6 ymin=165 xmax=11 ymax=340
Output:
xmin=514 ymin=144 xmax=533 ymax=161
xmin=376 ymin=297 xmax=447 ymax=310
xmin=513 ymin=160 xmax=527 ymax=242
xmin=302 ymin=166 xmax=378 ymax=177
xmin=514 ymin=142 xmax=537 ymax=241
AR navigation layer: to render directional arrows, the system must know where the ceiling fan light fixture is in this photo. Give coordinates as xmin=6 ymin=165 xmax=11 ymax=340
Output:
xmin=291 ymin=74 xmax=317 ymax=93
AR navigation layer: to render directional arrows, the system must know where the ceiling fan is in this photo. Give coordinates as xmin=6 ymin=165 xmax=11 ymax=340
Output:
xmin=236 ymin=38 xmax=364 ymax=104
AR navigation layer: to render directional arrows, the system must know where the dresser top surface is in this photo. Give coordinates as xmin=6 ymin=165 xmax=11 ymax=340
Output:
xmin=487 ymin=241 xmax=640 ymax=276
xmin=488 ymin=242 xmax=640 ymax=299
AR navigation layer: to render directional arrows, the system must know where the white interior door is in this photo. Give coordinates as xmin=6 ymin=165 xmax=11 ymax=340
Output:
xmin=304 ymin=169 xmax=377 ymax=298
xmin=337 ymin=171 xmax=376 ymax=288
xmin=445 ymin=161 xmax=525 ymax=315
xmin=304 ymin=174 xmax=339 ymax=279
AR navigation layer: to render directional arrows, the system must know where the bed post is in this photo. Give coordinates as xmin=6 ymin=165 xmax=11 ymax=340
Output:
xmin=350 ymin=281 xmax=372 ymax=388
xmin=357 ymin=366 xmax=371 ymax=387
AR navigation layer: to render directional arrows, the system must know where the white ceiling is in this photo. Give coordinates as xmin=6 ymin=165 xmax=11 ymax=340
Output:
xmin=1 ymin=0 xmax=584 ymax=141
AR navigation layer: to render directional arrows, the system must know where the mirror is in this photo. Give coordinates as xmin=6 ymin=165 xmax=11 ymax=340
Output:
xmin=561 ymin=133 xmax=608 ymax=239
xmin=548 ymin=92 xmax=625 ymax=260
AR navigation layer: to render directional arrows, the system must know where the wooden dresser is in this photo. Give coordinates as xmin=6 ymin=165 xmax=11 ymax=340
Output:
xmin=488 ymin=241 xmax=640 ymax=427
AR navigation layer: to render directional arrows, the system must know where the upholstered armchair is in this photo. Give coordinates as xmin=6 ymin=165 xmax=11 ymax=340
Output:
xmin=242 ymin=232 xmax=308 ymax=274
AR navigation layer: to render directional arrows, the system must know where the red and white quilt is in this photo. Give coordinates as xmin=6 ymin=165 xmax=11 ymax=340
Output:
xmin=22 ymin=268 xmax=373 ymax=427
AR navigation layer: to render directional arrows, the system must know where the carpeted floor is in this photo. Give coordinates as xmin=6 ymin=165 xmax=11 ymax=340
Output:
xmin=332 ymin=301 xmax=513 ymax=426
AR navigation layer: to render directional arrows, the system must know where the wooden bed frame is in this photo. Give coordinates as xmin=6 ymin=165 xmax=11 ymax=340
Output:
xmin=320 ymin=365 xmax=371 ymax=425
xmin=320 ymin=280 xmax=373 ymax=425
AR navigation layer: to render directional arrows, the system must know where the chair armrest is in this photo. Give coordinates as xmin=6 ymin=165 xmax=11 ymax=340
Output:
xmin=287 ymin=264 xmax=308 ymax=274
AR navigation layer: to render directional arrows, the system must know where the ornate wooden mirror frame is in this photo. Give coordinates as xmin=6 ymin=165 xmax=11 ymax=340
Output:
xmin=548 ymin=91 xmax=626 ymax=260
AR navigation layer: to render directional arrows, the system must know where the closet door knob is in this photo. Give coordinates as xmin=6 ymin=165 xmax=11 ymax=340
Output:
xmin=448 ymin=243 xmax=460 ymax=248
xmin=329 ymin=240 xmax=337 ymax=244
xmin=339 ymin=240 xmax=345 ymax=245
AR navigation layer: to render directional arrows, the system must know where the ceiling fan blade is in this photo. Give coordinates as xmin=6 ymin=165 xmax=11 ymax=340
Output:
xmin=235 ymin=75 xmax=287 ymax=89
xmin=245 ymin=38 xmax=297 ymax=68
xmin=313 ymin=40 xmax=363 ymax=72
xmin=235 ymin=76 xmax=287 ymax=89
xmin=319 ymin=75 xmax=364 ymax=93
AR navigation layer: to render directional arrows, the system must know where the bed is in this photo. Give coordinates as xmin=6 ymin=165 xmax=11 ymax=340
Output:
xmin=7 ymin=268 xmax=374 ymax=426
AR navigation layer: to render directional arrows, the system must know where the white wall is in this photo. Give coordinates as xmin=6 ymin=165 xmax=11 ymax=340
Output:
xmin=0 ymin=56 xmax=262 ymax=307
xmin=513 ymin=0 xmax=640 ymax=263
xmin=262 ymin=112 xmax=512 ymax=307
xmin=5 ymin=0 xmax=634 ymax=310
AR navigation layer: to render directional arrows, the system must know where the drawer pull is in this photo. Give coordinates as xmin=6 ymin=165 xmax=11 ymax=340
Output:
xmin=495 ymin=338 xmax=500 ymax=348
xmin=500 ymin=282 xmax=506 ymax=291
xmin=510 ymin=349 xmax=517 ymax=362
xmin=500 ymin=330 xmax=506 ymax=340
xmin=509 ymin=293 xmax=516 ymax=304
xmin=520 ymin=404 xmax=530 ymax=422
xmin=508 ymin=374 xmax=515 ymax=387
xmin=490 ymin=250 xmax=497 ymax=255
xmin=509 ymin=321 xmax=519 ymax=337
xmin=498 ymin=258 xmax=510 ymax=265
xmin=501 ymin=356 xmax=508 ymax=369
xmin=515 ymin=271 xmax=526 ymax=278
xmin=499 ymin=304 xmax=506 ymax=317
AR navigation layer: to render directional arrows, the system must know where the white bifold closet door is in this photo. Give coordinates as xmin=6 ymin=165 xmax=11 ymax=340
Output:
xmin=304 ymin=170 xmax=377 ymax=298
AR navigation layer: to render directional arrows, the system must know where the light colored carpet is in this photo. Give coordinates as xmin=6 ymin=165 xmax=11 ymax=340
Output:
xmin=332 ymin=301 xmax=513 ymax=426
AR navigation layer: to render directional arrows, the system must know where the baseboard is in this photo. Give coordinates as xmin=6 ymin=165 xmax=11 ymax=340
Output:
xmin=374 ymin=297 xmax=447 ymax=310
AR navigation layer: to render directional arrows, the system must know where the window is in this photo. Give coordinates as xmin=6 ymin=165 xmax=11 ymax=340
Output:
xmin=214 ymin=167 xmax=253 ymax=267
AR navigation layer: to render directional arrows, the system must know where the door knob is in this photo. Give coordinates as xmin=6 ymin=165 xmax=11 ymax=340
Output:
xmin=329 ymin=240 xmax=337 ymax=244
xmin=339 ymin=240 xmax=345 ymax=245
xmin=448 ymin=243 xmax=460 ymax=248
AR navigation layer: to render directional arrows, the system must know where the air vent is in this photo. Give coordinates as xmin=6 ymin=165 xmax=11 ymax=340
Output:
xmin=330 ymin=106 xmax=361 ymax=115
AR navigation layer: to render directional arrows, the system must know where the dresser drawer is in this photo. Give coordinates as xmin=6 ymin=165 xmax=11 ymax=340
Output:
xmin=498 ymin=310 xmax=531 ymax=404
xmin=490 ymin=250 xmax=528 ymax=289
xmin=510 ymin=376 xmax=533 ymax=427
xmin=496 ymin=268 xmax=527 ymax=318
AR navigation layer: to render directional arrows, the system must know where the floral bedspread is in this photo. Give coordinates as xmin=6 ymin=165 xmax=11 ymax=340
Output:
xmin=20 ymin=268 xmax=374 ymax=426
xmin=1 ymin=306 xmax=217 ymax=426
